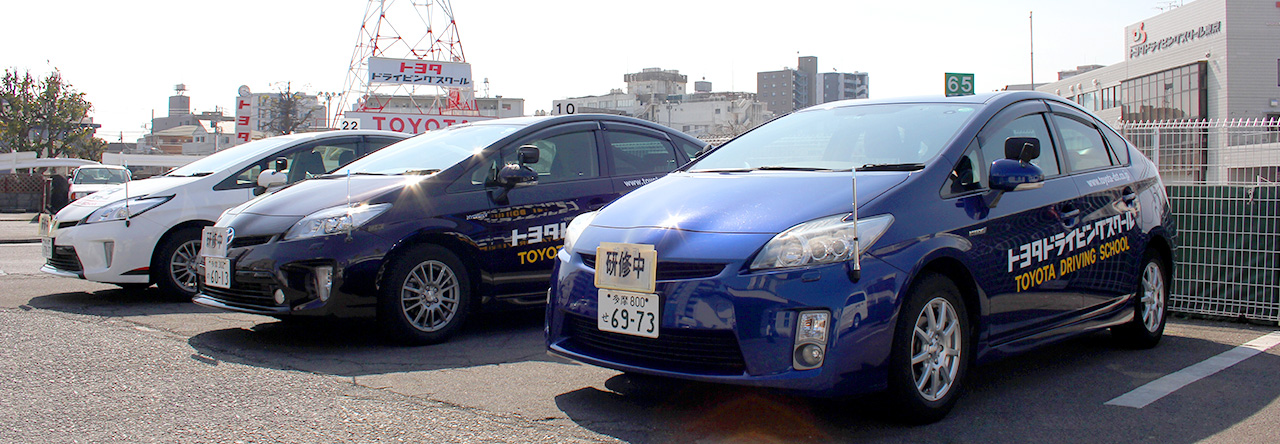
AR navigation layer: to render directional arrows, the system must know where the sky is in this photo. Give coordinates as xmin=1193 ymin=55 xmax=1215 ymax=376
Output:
xmin=4 ymin=0 xmax=1181 ymax=144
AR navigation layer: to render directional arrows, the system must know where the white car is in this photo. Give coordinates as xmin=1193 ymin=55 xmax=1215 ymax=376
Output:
xmin=41 ymin=130 xmax=409 ymax=298
xmin=69 ymin=165 xmax=132 ymax=201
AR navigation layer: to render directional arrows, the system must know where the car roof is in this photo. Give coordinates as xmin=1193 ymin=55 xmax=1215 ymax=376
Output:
xmin=802 ymin=90 xmax=1070 ymax=112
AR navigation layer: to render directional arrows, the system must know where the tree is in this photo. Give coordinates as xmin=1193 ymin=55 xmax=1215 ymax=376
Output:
xmin=0 ymin=69 xmax=105 ymax=160
xmin=263 ymin=82 xmax=323 ymax=135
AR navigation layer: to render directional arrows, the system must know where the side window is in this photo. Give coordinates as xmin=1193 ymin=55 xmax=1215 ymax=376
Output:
xmin=502 ymin=131 xmax=599 ymax=184
xmin=1052 ymin=114 xmax=1113 ymax=172
xmin=675 ymin=138 xmax=707 ymax=159
xmin=225 ymin=140 xmax=361 ymax=188
xmin=980 ymin=113 xmax=1060 ymax=177
xmin=606 ymin=132 xmax=679 ymax=175
xmin=945 ymin=141 xmax=984 ymax=196
xmin=1101 ymin=126 xmax=1132 ymax=165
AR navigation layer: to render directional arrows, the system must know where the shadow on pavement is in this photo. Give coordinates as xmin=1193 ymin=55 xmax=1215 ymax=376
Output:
xmin=24 ymin=286 xmax=218 ymax=317
xmin=187 ymin=308 xmax=561 ymax=377
xmin=554 ymin=329 xmax=1280 ymax=443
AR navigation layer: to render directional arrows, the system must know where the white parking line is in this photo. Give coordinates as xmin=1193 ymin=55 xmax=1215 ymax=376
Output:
xmin=1106 ymin=331 xmax=1280 ymax=408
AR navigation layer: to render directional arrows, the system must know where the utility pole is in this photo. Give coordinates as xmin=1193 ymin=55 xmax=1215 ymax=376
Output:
xmin=1030 ymin=11 xmax=1035 ymax=87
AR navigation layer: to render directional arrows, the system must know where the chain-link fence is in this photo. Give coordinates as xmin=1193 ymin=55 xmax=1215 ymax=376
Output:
xmin=1122 ymin=119 xmax=1280 ymax=323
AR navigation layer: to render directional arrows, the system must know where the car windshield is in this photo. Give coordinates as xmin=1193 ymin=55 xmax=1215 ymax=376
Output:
xmin=72 ymin=168 xmax=130 ymax=184
xmin=689 ymin=103 xmax=979 ymax=172
xmin=340 ymin=124 xmax=523 ymax=175
xmin=165 ymin=136 xmax=298 ymax=177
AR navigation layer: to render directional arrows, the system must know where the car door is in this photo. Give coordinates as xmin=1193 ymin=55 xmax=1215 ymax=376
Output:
xmin=1046 ymin=103 xmax=1142 ymax=310
xmin=941 ymin=100 xmax=1084 ymax=344
xmin=454 ymin=122 xmax=615 ymax=300
xmin=599 ymin=122 xmax=686 ymax=196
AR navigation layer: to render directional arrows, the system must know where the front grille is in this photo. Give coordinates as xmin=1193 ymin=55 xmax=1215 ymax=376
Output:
xmin=199 ymin=275 xmax=277 ymax=307
xmin=562 ymin=313 xmax=746 ymax=375
xmin=580 ymin=254 xmax=725 ymax=281
xmin=230 ymin=235 xmax=274 ymax=249
xmin=47 ymin=246 xmax=83 ymax=272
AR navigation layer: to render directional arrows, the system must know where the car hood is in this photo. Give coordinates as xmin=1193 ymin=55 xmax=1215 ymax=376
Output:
xmin=55 ymin=176 xmax=198 ymax=221
xmin=589 ymin=171 xmax=909 ymax=234
xmin=232 ymin=174 xmax=414 ymax=218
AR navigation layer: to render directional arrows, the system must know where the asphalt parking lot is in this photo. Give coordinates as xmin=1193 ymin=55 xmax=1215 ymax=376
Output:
xmin=2 ymin=232 xmax=1278 ymax=442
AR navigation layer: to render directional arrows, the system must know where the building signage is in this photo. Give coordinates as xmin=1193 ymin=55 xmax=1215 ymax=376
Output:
xmin=342 ymin=111 xmax=492 ymax=135
xmin=368 ymin=57 xmax=473 ymax=87
xmin=1127 ymin=21 xmax=1222 ymax=60
xmin=234 ymin=86 xmax=254 ymax=143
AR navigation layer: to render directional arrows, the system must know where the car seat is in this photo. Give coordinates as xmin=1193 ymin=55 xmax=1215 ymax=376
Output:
xmin=288 ymin=151 xmax=326 ymax=183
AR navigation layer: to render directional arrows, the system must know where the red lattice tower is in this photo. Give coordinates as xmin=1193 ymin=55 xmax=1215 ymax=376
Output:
xmin=333 ymin=0 xmax=476 ymax=123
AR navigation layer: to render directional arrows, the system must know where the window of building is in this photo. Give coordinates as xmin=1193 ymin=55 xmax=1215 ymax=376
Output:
xmin=1121 ymin=61 xmax=1206 ymax=121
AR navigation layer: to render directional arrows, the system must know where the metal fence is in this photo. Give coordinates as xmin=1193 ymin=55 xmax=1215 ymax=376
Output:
xmin=1122 ymin=119 xmax=1280 ymax=323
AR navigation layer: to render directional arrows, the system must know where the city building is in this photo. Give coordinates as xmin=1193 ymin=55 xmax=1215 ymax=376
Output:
xmin=758 ymin=57 xmax=870 ymax=115
xmin=822 ymin=71 xmax=870 ymax=103
xmin=552 ymin=68 xmax=772 ymax=138
xmin=1038 ymin=0 xmax=1279 ymax=124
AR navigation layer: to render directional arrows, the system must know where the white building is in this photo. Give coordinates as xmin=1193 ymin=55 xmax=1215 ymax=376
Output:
xmin=1038 ymin=0 xmax=1280 ymax=183
xmin=553 ymin=68 xmax=773 ymax=138
xmin=1038 ymin=0 xmax=1279 ymax=124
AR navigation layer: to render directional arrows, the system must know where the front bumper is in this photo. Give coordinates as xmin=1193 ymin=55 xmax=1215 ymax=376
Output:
xmin=192 ymin=230 xmax=392 ymax=318
xmin=545 ymin=227 xmax=907 ymax=398
xmin=40 ymin=216 xmax=164 ymax=284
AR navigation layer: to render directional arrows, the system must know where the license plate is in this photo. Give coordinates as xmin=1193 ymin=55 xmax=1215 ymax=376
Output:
xmin=201 ymin=226 xmax=233 ymax=258
xmin=598 ymin=289 xmax=660 ymax=338
xmin=41 ymin=237 xmax=52 ymax=259
xmin=38 ymin=214 xmax=52 ymax=237
xmin=204 ymin=256 xmax=231 ymax=289
xmin=594 ymin=242 xmax=657 ymax=293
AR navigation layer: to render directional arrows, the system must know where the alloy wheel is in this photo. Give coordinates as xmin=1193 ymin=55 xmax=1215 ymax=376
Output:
xmin=910 ymin=297 xmax=963 ymax=402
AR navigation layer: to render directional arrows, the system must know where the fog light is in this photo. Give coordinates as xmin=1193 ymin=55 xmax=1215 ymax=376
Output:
xmin=315 ymin=266 xmax=333 ymax=302
xmin=103 ymin=241 xmax=114 ymax=268
xmin=273 ymin=289 xmax=286 ymax=305
xmin=793 ymin=310 xmax=830 ymax=370
xmin=794 ymin=343 xmax=825 ymax=368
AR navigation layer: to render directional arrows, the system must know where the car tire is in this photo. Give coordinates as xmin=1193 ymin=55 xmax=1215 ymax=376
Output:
xmin=885 ymin=272 xmax=970 ymax=424
xmin=1111 ymin=249 xmax=1168 ymax=349
xmin=154 ymin=227 xmax=203 ymax=301
xmin=378 ymin=244 xmax=472 ymax=345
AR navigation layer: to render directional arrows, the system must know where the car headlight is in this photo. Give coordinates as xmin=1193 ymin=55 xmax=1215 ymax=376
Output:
xmin=283 ymin=203 xmax=391 ymax=241
xmin=750 ymin=213 xmax=894 ymax=271
xmin=561 ymin=211 xmax=598 ymax=254
xmin=83 ymin=196 xmax=173 ymax=224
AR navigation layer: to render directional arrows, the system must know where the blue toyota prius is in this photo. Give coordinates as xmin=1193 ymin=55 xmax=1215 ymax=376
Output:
xmin=545 ymin=91 xmax=1176 ymax=423
xmin=193 ymin=114 xmax=707 ymax=345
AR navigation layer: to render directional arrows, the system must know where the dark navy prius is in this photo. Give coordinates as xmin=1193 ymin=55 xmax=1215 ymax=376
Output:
xmin=545 ymin=91 xmax=1176 ymax=423
xmin=193 ymin=114 xmax=707 ymax=344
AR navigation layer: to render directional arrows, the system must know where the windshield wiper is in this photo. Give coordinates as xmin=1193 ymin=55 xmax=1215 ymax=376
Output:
xmin=401 ymin=169 xmax=441 ymax=176
xmin=857 ymin=163 xmax=925 ymax=172
xmin=167 ymin=172 xmax=213 ymax=177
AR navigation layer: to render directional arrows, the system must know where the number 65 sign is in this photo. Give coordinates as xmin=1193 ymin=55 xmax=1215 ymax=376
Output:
xmin=945 ymin=73 xmax=975 ymax=97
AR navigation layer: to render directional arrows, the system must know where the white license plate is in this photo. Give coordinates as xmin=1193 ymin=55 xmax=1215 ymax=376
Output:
xmin=598 ymin=289 xmax=660 ymax=338
xmin=41 ymin=237 xmax=52 ymax=259
xmin=38 ymin=214 xmax=52 ymax=237
xmin=201 ymin=226 xmax=233 ymax=258
xmin=594 ymin=242 xmax=657 ymax=293
xmin=204 ymin=256 xmax=231 ymax=289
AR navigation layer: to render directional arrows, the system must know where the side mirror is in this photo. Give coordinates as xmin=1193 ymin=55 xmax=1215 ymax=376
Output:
xmin=497 ymin=163 xmax=538 ymax=187
xmin=1004 ymin=137 xmax=1040 ymax=164
xmin=989 ymin=159 xmax=1045 ymax=192
xmin=517 ymin=144 xmax=540 ymax=165
xmin=257 ymin=169 xmax=288 ymax=189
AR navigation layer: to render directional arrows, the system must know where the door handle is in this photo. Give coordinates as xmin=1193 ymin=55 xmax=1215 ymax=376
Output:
xmin=1122 ymin=187 xmax=1138 ymax=204
xmin=587 ymin=199 xmax=606 ymax=211
xmin=1060 ymin=207 xmax=1081 ymax=219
